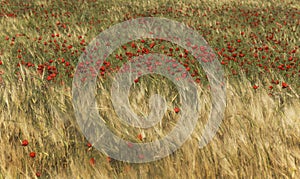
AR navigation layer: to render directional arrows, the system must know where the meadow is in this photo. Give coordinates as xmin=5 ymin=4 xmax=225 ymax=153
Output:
xmin=0 ymin=0 xmax=299 ymax=178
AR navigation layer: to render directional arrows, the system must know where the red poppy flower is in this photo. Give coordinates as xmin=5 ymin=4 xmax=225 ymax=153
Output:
xmin=36 ymin=172 xmax=41 ymax=177
xmin=149 ymin=42 xmax=155 ymax=48
xmin=29 ymin=152 xmax=36 ymax=158
xmin=138 ymin=154 xmax=144 ymax=159
xmin=127 ymin=142 xmax=133 ymax=148
xmin=131 ymin=42 xmax=136 ymax=48
xmin=195 ymin=78 xmax=201 ymax=83
xmin=87 ymin=143 xmax=92 ymax=148
xmin=253 ymin=85 xmax=259 ymax=89
xmin=89 ymin=158 xmax=95 ymax=166
xmin=22 ymin=140 xmax=28 ymax=146
xmin=282 ymin=82 xmax=288 ymax=88
xmin=137 ymin=133 xmax=143 ymax=141
xmin=174 ymin=107 xmax=180 ymax=113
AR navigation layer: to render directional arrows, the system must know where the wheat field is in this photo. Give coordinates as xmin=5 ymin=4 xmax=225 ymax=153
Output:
xmin=0 ymin=0 xmax=299 ymax=178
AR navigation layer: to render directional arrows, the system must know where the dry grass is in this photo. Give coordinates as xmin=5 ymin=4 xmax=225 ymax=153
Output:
xmin=0 ymin=71 xmax=299 ymax=178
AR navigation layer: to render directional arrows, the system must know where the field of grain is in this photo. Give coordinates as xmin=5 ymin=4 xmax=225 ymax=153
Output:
xmin=0 ymin=0 xmax=299 ymax=178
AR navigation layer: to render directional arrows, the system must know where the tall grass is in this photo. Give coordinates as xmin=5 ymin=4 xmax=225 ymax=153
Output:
xmin=0 ymin=0 xmax=299 ymax=178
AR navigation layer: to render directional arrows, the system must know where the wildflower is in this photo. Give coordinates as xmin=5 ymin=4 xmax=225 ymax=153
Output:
xmin=107 ymin=156 xmax=111 ymax=162
xmin=282 ymin=82 xmax=288 ymax=88
xmin=36 ymin=172 xmax=41 ymax=177
xmin=137 ymin=133 xmax=143 ymax=141
xmin=87 ymin=143 xmax=92 ymax=148
xmin=21 ymin=140 xmax=28 ymax=146
xmin=89 ymin=158 xmax=95 ymax=166
xmin=29 ymin=152 xmax=36 ymax=158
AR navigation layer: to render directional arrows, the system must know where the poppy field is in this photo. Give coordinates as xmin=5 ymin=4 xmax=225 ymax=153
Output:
xmin=0 ymin=0 xmax=299 ymax=178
